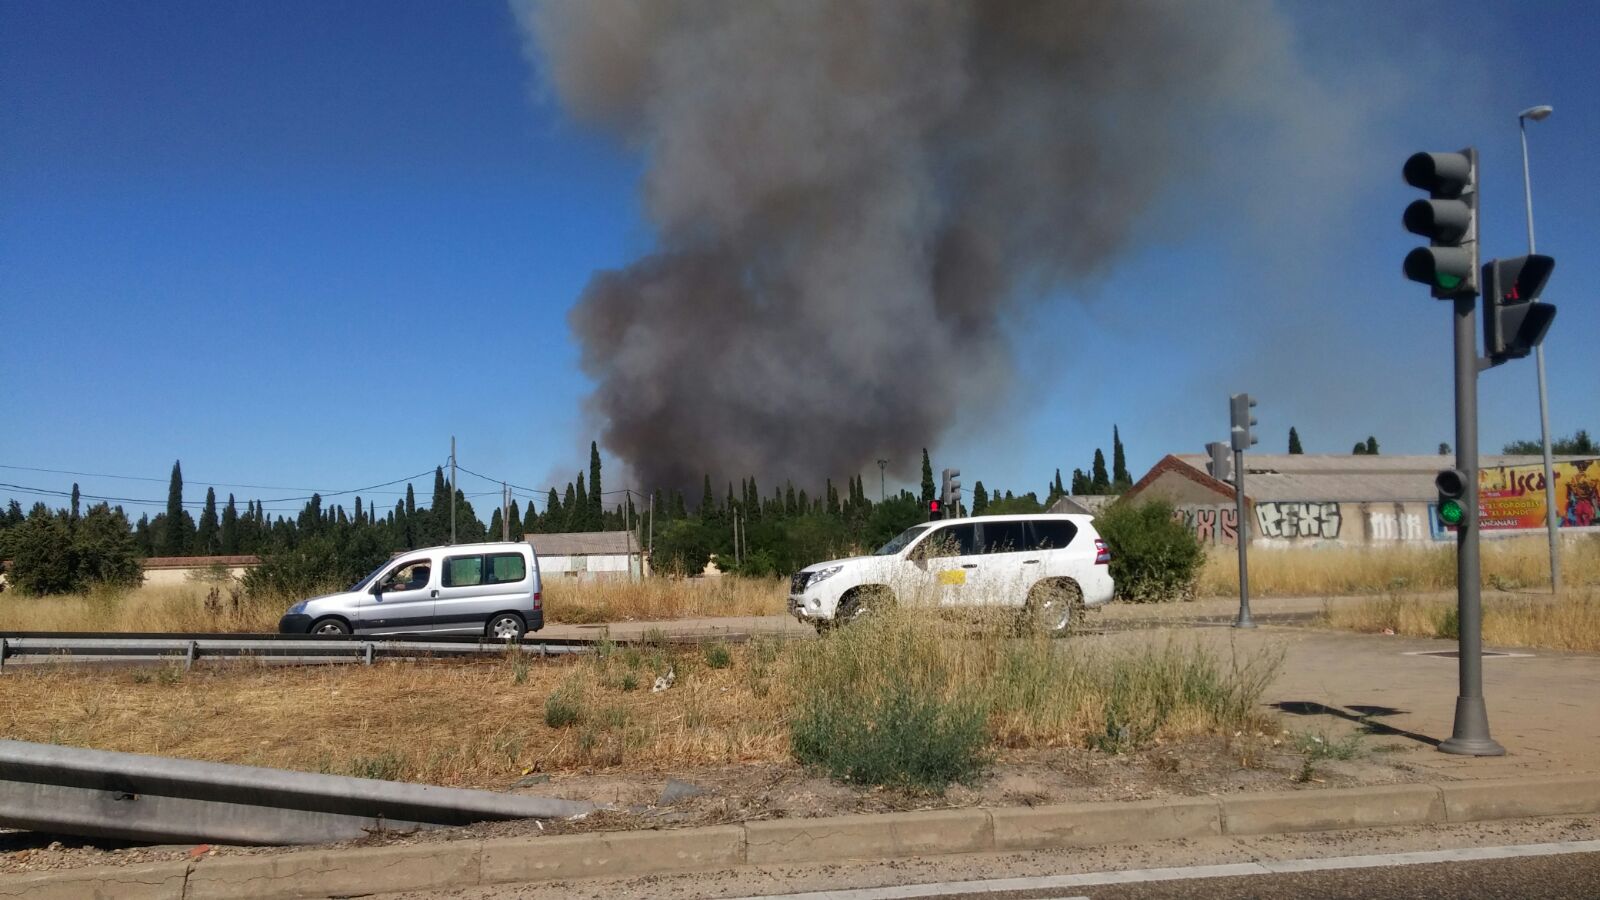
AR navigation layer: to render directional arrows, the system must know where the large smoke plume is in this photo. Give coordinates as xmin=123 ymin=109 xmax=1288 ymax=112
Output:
xmin=515 ymin=0 xmax=1326 ymax=491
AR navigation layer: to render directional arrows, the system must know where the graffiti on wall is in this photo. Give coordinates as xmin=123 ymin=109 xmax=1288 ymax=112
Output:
xmin=1366 ymin=509 xmax=1427 ymax=541
xmin=1172 ymin=506 xmax=1239 ymax=544
xmin=1255 ymin=502 xmax=1342 ymax=540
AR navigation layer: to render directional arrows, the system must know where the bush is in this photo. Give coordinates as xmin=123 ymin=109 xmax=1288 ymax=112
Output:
xmin=544 ymin=678 xmax=585 ymax=729
xmin=790 ymin=612 xmax=989 ymax=792
xmin=1094 ymin=499 xmax=1204 ymax=602
xmin=4 ymin=504 xmax=141 ymax=596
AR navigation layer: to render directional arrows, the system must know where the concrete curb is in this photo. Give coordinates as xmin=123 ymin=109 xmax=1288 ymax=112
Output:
xmin=3 ymin=775 xmax=1597 ymax=899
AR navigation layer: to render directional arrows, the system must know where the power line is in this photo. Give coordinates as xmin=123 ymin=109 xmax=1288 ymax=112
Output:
xmin=0 ymin=462 xmax=367 ymax=493
xmin=0 ymin=466 xmax=442 ymax=513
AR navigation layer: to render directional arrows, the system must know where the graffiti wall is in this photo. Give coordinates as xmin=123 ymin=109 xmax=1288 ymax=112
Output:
xmin=1254 ymin=502 xmax=1342 ymax=540
xmin=1366 ymin=508 xmax=1428 ymax=541
xmin=1173 ymin=506 xmax=1239 ymax=544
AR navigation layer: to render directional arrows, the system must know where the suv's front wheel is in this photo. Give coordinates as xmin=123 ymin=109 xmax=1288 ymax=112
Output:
xmin=835 ymin=586 xmax=893 ymax=626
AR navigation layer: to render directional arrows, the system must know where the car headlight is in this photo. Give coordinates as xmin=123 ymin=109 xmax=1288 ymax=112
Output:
xmin=807 ymin=565 xmax=844 ymax=587
xmin=287 ymin=601 xmax=307 ymax=615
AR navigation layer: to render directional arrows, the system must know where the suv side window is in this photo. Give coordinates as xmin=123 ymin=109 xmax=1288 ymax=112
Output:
xmin=979 ymin=521 xmax=1029 ymax=554
xmin=443 ymin=555 xmax=485 ymax=587
xmin=916 ymin=523 xmax=977 ymax=558
xmin=1027 ymin=520 xmax=1078 ymax=551
xmin=486 ymin=552 xmax=527 ymax=584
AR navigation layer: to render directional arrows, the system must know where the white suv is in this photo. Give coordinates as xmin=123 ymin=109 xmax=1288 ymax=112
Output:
xmin=788 ymin=513 xmax=1114 ymax=634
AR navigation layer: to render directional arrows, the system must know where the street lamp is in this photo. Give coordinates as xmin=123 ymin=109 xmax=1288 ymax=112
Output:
xmin=1518 ymin=104 xmax=1560 ymax=594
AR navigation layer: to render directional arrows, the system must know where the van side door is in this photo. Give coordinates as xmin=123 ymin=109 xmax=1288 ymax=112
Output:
xmin=434 ymin=551 xmax=532 ymax=635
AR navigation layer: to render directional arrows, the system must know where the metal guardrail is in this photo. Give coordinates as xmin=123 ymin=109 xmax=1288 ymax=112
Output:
xmin=0 ymin=634 xmax=597 ymax=668
xmin=0 ymin=739 xmax=594 ymax=844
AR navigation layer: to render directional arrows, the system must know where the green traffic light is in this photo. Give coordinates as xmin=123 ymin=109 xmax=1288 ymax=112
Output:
xmin=1439 ymin=499 xmax=1463 ymax=525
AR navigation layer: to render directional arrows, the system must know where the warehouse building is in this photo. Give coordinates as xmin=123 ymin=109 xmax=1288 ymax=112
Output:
xmin=1119 ymin=453 xmax=1580 ymax=547
xmin=525 ymin=530 xmax=647 ymax=579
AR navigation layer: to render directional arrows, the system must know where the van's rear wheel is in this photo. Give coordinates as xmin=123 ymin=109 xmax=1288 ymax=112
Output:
xmin=487 ymin=613 xmax=526 ymax=642
xmin=1023 ymin=580 xmax=1084 ymax=637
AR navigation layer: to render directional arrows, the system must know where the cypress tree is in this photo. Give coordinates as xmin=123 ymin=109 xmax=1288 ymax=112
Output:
xmin=973 ymin=481 xmax=989 ymax=515
xmin=701 ymin=475 xmax=715 ymax=521
xmin=508 ymin=500 xmax=521 ymax=539
xmin=220 ymin=493 xmax=239 ymax=554
xmin=920 ymin=448 xmax=935 ymax=504
xmin=784 ymin=482 xmax=797 ymax=517
xmin=525 ymin=497 xmax=541 ymax=536
xmin=162 ymin=461 xmax=188 ymax=556
xmin=571 ymin=477 xmax=588 ymax=530
xmin=1112 ymin=426 xmax=1130 ymax=486
xmin=1288 ymin=427 xmax=1304 ymax=454
xmin=1365 ymin=435 xmax=1379 ymax=455
xmin=826 ymin=479 xmax=840 ymax=516
xmin=1091 ymin=449 xmax=1110 ymax=493
xmin=196 ymin=487 xmax=219 ymax=555
xmin=488 ymin=507 xmax=504 ymax=541
xmin=70 ymin=483 xmax=81 ymax=524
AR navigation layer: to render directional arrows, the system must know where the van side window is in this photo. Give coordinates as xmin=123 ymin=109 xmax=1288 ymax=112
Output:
xmin=918 ymin=523 xmax=977 ymax=558
xmin=979 ymin=521 xmax=1029 ymax=554
xmin=487 ymin=553 xmax=527 ymax=584
xmin=443 ymin=555 xmax=485 ymax=587
xmin=1028 ymin=520 xmax=1078 ymax=551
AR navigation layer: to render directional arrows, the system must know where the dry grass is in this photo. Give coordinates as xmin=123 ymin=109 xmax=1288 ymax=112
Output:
xmin=1196 ymin=535 xmax=1600 ymax=598
xmin=0 ymin=576 xmax=789 ymax=633
xmin=0 ymin=612 xmax=1280 ymax=790
xmin=1324 ymin=587 xmax=1600 ymax=652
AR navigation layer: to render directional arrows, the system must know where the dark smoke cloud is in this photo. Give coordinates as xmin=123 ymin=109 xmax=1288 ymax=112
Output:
xmin=513 ymin=0 xmax=1333 ymax=491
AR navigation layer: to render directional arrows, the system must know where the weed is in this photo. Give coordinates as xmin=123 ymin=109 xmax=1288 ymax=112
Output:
xmin=704 ymin=642 xmax=733 ymax=670
xmin=1436 ymin=607 xmax=1460 ymax=641
xmin=347 ymin=751 xmax=407 ymax=781
xmin=619 ymin=671 xmax=639 ymax=692
xmin=1294 ymin=758 xmax=1318 ymax=784
xmin=155 ymin=665 xmax=184 ymax=686
xmin=1293 ymin=730 xmax=1363 ymax=760
xmin=544 ymin=678 xmax=585 ymax=729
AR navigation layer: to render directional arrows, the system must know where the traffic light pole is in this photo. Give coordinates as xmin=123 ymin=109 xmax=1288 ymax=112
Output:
xmin=1439 ymin=293 xmax=1504 ymax=757
xmin=1232 ymin=447 xmax=1254 ymax=629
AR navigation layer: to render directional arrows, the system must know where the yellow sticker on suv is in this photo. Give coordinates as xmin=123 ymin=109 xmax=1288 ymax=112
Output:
xmin=938 ymin=570 xmax=966 ymax=586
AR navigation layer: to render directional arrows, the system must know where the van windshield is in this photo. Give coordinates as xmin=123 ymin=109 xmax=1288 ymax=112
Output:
xmin=350 ymin=560 xmax=390 ymax=592
xmin=875 ymin=525 xmax=930 ymax=556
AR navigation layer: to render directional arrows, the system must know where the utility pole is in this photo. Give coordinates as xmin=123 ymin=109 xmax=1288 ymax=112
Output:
xmin=732 ymin=510 xmax=740 ymax=566
xmin=623 ymin=489 xmax=636 ymax=581
xmin=1229 ymin=394 xmax=1258 ymax=629
xmin=449 ymin=436 xmax=457 ymax=546
xmin=501 ymin=481 xmax=509 ymax=542
xmin=647 ymin=492 xmax=654 ymax=576
xmin=877 ymin=459 xmax=888 ymax=503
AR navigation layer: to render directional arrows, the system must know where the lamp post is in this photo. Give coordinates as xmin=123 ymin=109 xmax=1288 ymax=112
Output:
xmin=1518 ymin=104 xmax=1560 ymax=594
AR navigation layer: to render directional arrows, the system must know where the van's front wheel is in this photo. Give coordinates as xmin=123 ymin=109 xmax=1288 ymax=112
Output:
xmin=486 ymin=613 xmax=526 ymax=642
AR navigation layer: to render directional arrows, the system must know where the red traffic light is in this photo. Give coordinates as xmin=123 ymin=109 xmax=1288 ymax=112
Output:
xmin=928 ymin=499 xmax=942 ymax=520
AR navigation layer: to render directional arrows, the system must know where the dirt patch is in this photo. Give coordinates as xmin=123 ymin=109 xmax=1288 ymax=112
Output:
xmin=0 ymin=728 xmax=1433 ymax=876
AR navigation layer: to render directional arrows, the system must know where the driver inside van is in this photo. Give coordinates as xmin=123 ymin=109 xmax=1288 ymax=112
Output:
xmin=387 ymin=564 xmax=430 ymax=592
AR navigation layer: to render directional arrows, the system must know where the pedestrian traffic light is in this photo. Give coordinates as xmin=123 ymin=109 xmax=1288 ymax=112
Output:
xmin=1435 ymin=468 xmax=1468 ymax=529
xmin=1229 ymin=394 xmax=1258 ymax=452
xmin=941 ymin=468 xmax=961 ymax=514
xmin=1403 ymin=149 xmax=1478 ymax=299
xmin=927 ymin=499 xmax=942 ymax=521
xmin=1206 ymin=441 xmax=1233 ymax=481
xmin=1482 ymin=255 xmax=1557 ymax=364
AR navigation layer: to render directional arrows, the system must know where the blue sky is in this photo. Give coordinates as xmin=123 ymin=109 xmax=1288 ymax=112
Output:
xmin=2 ymin=1 xmax=1596 ymax=520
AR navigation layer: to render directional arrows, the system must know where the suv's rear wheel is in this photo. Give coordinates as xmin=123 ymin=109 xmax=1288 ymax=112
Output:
xmin=1023 ymin=579 xmax=1084 ymax=637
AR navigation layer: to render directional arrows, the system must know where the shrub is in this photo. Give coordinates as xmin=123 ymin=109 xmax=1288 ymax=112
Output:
xmin=544 ymin=678 xmax=584 ymax=729
xmin=704 ymin=642 xmax=733 ymax=669
xmin=790 ymin=612 xmax=989 ymax=792
xmin=1094 ymin=499 xmax=1204 ymax=602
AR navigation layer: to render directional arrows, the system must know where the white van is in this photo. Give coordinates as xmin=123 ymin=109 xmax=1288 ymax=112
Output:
xmin=788 ymin=514 xmax=1114 ymax=634
xmin=278 ymin=541 xmax=543 ymax=640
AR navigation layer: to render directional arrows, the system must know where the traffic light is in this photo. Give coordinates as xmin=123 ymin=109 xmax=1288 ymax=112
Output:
xmin=1403 ymin=149 xmax=1478 ymax=299
xmin=1435 ymin=468 xmax=1468 ymax=529
xmin=941 ymin=468 xmax=962 ymax=514
xmin=927 ymin=498 xmax=943 ymax=521
xmin=1482 ymin=255 xmax=1557 ymax=364
xmin=1206 ymin=441 xmax=1233 ymax=481
xmin=1229 ymin=394 xmax=1258 ymax=452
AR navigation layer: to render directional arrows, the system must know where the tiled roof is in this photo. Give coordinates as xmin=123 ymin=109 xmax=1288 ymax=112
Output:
xmin=142 ymin=555 xmax=262 ymax=569
xmin=525 ymin=531 xmax=639 ymax=556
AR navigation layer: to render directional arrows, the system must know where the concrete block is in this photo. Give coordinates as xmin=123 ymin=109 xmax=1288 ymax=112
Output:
xmin=184 ymin=841 xmax=481 ymax=900
xmin=1222 ymin=784 xmax=1444 ymax=835
xmin=0 ymin=861 xmax=188 ymax=900
xmin=744 ymin=808 xmax=992 ymax=865
xmin=481 ymin=825 xmax=744 ymax=884
xmin=1439 ymin=775 xmax=1600 ymax=823
xmin=991 ymin=797 xmax=1221 ymax=850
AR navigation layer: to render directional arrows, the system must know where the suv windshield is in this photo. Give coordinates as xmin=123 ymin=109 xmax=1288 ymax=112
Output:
xmin=875 ymin=524 xmax=930 ymax=556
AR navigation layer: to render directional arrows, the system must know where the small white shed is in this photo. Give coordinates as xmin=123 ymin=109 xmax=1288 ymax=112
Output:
xmin=525 ymin=531 xmax=646 ymax=580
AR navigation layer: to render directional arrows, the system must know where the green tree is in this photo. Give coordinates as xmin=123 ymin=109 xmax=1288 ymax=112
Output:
xmin=1112 ymin=426 xmax=1130 ymax=487
xmin=1439 ymin=442 xmax=1452 ymax=455
xmin=1504 ymin=430 xmax=1596 ymax=456
xmin=488 ymin=506 xmax=504 ymax=541
xmin=1070 ymin=469 xmax=1090 ymax=495
xmin=73 ymin=503 xmax=142 ymax=589
xmin=1094 ymin=499 xmax=1204 ymax=602
xmin=70 ymin=483 xmax=81 ymax=525
xmin=972 ymin=480 xmax=989 ymax=515
xmin=700 ymin=474 xmax=715 ymax=522
xmin=572 ymin=474 xmax=590 ymax=530
xmin=7 ymin=511 xmax=76 ymax=594
xmin=1091 ymin=449 xmax=1111 ymax=493
xmin=220 ymin=494 xmax=240 ymax=554
xmin=195 ymin=487 xmax=219 ymax=555
xmin=1365 ymin=436 xmax=1379 ymax=455
xmin=161 ymin=460 xmax=191 ymax=556
xmin=920 ymin=448 xmax=935 ymax=504
xmin=1288 ymin=427 xmax=1304 ymax=454
xmin=1352 ymin=442 xmax=1367 ymax=455
xmin=652 ymin=519 xmax=715 ymax=576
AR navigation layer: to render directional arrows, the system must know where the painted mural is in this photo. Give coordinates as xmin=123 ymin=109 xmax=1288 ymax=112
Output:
xmin=1254 ymin=501 xmax=1342 ymax=540
xmin=1172 ymin=505 xmax=1239 ymax=544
